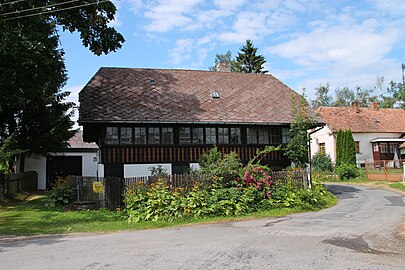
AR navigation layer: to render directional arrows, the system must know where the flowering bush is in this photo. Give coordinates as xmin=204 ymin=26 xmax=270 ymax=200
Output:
xmin=239 ymin=165 xmax=273 ymax=199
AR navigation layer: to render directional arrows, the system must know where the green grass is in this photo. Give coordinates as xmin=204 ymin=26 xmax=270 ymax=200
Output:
xmin=389 ymin=182 xmax=405 ymax=192
xmin=0 ymin=193 xmax=337 ymax=236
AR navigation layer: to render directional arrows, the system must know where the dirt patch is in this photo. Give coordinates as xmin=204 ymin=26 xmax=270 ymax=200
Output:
xmin=399 ymin=223 xmax=405 ymax=240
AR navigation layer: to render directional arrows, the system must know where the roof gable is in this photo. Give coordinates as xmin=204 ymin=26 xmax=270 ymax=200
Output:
xmin=318 ymin=106 xmax=405 ymax=133
xmin=79 ymin=67 xmax=303 ymax=125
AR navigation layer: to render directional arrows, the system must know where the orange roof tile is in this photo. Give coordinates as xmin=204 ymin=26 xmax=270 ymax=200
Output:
xmin=318 ymin=106 xmax=405 ymax=133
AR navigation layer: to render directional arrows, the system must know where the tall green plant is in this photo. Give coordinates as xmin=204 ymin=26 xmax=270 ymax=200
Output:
xmin=336 ymin=129 xmax=356 ymax=166
xmin=285 ymin=92 xmax=317 ymax=167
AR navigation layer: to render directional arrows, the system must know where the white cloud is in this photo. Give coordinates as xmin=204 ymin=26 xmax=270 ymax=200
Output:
xmin=213 ymin=0 xmax=246 ymax=10
xmin=143 ymin=0 xmax=202 ymax=32
xmin=219 ymin=11 xmax=269 ymax=43
xmin=168 ymin=39 xmax=194 ymax=65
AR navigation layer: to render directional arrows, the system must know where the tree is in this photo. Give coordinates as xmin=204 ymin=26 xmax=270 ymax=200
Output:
xmin=336 ymin=130 xmax=356 ymax=167
xmin=285 ymin=91 xmax=317 ymax=167
xmin=387 ymin=81 xmax=405 ymax=109
xmin=208 ymin=51 xmax=237 ymax=72
xmin=0 ymin=1 xmax=124 ymax=171
xmin=234 ymin=40 xmax=268 ymax=74
xmin=311 ymin=84 xmax=332 ymax=108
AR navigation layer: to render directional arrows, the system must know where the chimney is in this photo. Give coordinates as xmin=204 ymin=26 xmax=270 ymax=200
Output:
xmin=215 ymin=61 xmax=231 ymax=72
xmin=370 ymin=101 xmax=379 ymax=110
xmin=352 ymin=101 xmax=360 ymax=113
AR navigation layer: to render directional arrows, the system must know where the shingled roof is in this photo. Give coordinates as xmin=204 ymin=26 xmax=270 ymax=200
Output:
xmin=68 ymin=131 xmax=98 ymax=149
xmin=79 ymin=67 xmax=302 ymax=125
xmin=318 ymin=106 xmax=405 ymax=133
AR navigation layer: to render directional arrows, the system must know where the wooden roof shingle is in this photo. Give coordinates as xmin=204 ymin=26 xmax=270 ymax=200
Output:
xmin=79 ymin=67 xmax=303 ymax=125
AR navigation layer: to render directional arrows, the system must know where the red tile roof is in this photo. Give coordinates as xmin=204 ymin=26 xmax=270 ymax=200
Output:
xmin=318 ymin=106 xmax=405 ymax=133
xmin=68 ymin=131 xmax=98 ymax=149
xmin=79 ymin=68 xmax=303 ymax=125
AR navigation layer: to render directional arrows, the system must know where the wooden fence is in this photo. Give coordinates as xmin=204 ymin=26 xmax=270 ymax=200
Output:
xmin=364 ymin=160 xmax=405 ymax=182
xmin=2 ymin=171 xmax=38 ymax=195
xmin=68 ymin=169 xmax=309 ymax=210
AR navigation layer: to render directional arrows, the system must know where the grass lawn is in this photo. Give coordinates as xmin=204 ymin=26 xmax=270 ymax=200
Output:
xmin=389 ymin=182 xmax=405 ymax=192
xmin=0 ymin=192 xmax=337 ymax=237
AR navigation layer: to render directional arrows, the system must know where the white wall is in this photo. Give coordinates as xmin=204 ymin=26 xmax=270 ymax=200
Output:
xmin=18 ymin=151 xmax=100 ymax=190
xmin=353 ymin=132 xmax=403 ymax=164
xmin=190 ymin=163 xmax=200 ymax=170
xmin=311 ymin=127 xmax=403 ymax=164
xmin=124 ymin=164 xmax=172 ymax=178
xmin=310 ymin=126 xmax=336 ymax=161
xmin=20 ymin=156 xmax=47 ymax=190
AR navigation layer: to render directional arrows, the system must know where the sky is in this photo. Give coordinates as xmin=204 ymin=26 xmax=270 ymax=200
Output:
xmin=61 ymin=0 xmax=405 ymax=126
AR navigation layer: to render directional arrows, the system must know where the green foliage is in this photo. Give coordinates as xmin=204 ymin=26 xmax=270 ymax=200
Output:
xmin=199 ymin=147 xmax=242 ymax=187
xmin=0 ymin=134 xmax=25 ymax=171
xmin=44 ymin=178 xmax=74 ymax=208
xmin=312 ymin=153 xmax=333 ymax=172
xmin=0 ymin=1 xmax=124 ymax=164
xmin=208 ymin=51 xmax=237 ymax=72
xmin=285 ymin=92 xmax=317 ymax=167
xmin=234 ymin=40 xmax=268 ymax=74
xmin=336 ymin=129 xmax=356 ymax=167
xmin=148 ymin=165 xmax=169 ymax=177
xmin=335 ymin=163 xmax=359 ymax=180
xmin=311 ymin=84 xmax=332 ymax=108
xmin=269 ymin=181 xmax=331 ymax=210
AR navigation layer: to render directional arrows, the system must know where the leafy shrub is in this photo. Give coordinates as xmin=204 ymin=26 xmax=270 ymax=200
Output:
xmin=335 ymin=163 xmax=359 ymax=180
xmin=312 ymin=153 xmax=333 ymax=172
xmin=45 ymin=177 xmax=74 ymax=208
xmin=199 ymin=147 xmax=242 ymax=187
xmin=148 ymin=165 xmax=169 ymax=177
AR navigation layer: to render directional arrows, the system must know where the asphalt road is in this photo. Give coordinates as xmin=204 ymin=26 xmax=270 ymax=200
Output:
xmin=1 ymin=184 xmax=405 ymax=270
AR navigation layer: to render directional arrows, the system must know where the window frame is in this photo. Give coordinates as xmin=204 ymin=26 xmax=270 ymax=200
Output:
xmin=134 ymin=127 xmax=147 ymax=145
xmin=120 ymin=127 xmax=133 ymax=145
xmin=161 ymin=127 xmax=174 ymax=145
xmin=105 ymin=126 xmax=119 ymax=145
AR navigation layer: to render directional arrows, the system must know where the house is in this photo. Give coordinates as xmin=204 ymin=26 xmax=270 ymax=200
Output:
xmin=16 ymin=131 xmax=101 ymax=189
xmin=78 ymin=67 xmax=307 ymax=178
xmin=400 ymin=142 xmax=405 ymax=159
xmin=310 ymin=102 xmax=405 ymax=166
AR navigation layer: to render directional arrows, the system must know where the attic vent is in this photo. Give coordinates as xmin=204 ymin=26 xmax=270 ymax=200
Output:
xmin=210 ymin=91 xmax=220 ymax=99
xmin=149 ymin=79 xmax=156 ymax=84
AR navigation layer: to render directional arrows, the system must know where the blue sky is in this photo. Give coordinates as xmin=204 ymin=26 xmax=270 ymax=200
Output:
xmin=61 ymin=0 xmax=405 ymax=125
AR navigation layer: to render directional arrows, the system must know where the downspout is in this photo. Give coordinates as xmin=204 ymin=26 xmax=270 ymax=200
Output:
xmin=307 ymin=125 xmax=325 ymax=188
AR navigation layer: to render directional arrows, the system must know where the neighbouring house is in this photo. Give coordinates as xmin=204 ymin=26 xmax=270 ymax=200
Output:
xmin=16 ymin=131 xmax=101 ymax=190
xmin=400 ymin=142 xmax=405 ymax=159
xmin=78 ymin=67 xmax=312 ymax=178
xmin=310 ymin=102 xmax=405 ymax=166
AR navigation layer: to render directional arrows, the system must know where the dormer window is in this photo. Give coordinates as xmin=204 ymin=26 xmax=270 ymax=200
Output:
xmin=210 ymin=91 xmax=220 ymax=99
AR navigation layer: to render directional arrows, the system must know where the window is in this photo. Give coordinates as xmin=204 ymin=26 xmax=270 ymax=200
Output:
xmin=162 ymin=127 xmax=174 ymax=144
xmin=269 ymin=127 xmax=281 ymax=144
xmin=120 ymin=127 xmax=132 ymax=145
xmin=218 ymin=128 xmax=229 ymax=144
xmin=389 ymin=143 xmax=398 ymax=154
xmin=193 ymin=128 xmax=204 ymax=144
xmin=258 ymin=127 xmax=269 ymax=144
xmin=179 ymin=127 xmax=191 ymax=144
xmin=247 ymin=127 xmax=258 ymax=144
xmin=354 ymin=141 xmax=360 ymax=153
xmin=148 ymin=127 xmax=160 ymax=144
xmin=105 ymin=127 xmax=118 ymax=145
xmin=319 ymin=143 xmax=325 ymax=155
xmin=230 ymin=128 xmax=241 ymax=144
xmin=205 ymin=127 xmax=216 ymax=144
xmin=380 ymin=143 xmax=388 ymax=153
xmin=373 ymin=143 xmax=379 ymax=152
xmin=281 ymin=127 xmax=290 ymax=144
xmin=134 ymin=127 xmax=146 ymax=144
